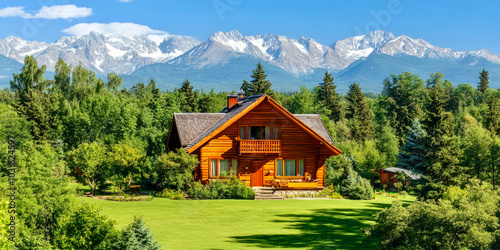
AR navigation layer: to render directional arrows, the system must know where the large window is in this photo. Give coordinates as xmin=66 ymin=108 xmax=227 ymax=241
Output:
xmin=210 ymin=159 xmax=238 ymax=177
xmin=239 ymin=126 xmax=280 ymax=140
xmin=275 ymin=159 xmax=305 ymax=177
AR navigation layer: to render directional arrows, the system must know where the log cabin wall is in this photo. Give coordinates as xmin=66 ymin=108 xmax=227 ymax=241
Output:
xmin=195 ymin=101 xmax=332 ymax=186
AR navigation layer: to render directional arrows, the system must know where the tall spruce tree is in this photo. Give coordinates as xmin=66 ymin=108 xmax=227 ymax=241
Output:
xmin=178 ymin=79 xmax=196 ymax=112
xmin=486 ymin=91 xmax=500 ymax=136
xmin=318 ymin=71 xmax=342 ymax=122
xmin=421 ymin=85 xmax=463 ymax=198
xmin=478 ymin=69 xmax=490 ymax=95
xmin=249 ymin=62 xmax=274 ymax=97
xmin=397 ymin=119 xmax=427 ymax=171
xmin=345 ymin=82 xmax=374 ymax=142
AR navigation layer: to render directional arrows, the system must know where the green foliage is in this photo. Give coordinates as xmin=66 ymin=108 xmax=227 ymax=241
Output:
xmin=380 ymin=72 xmax=425 ymax=139
xmin=247 ymin=62 xmax=274 ymax=97
xmin=345 ymin=82 xmax=374 ymax=142
xmin=188 ymin=178 xmax=255 ymax=199
xmin=155 ymin=189 xmax=185 ymax=200
xmin=178 ymin=79 xmax=197 ymax=112
xmin=317 ymin=70 xmax=342 ymax=122
xmin=478 ymin=68 xmax=490 ymax=95
xmin=154 ymin=148 xmax=199 ymax=191
xmin=375 ymin=122 xmax=399 ymax=167
xmin=0 ymin=199 xmax=14 ymax=249
xmin=288 ymin=86 xmax=315 ymax=114
xmin=486 ymin=91 xmax=500 ymax=136
xmin=113 ymin=216 xmax=161 ymax=250
xmin=397 ymin=119 xmax=426 ymax=171
xmin=55 ymin=203 xmax=119 ymax=250
xmin=366 ymin=181 xmax=500 ymax=249
xmin=108 ymin=142 xmax=149 ymax=187
xmin=12 ymin=142 xmax=76 ymax=248
xmin=67 ymin=141 xmax=107 ymax=195
xmin=339 ymin=165 xmax=374 ymax=200
xmin=317 ymin=185 xmax=343 ymax=199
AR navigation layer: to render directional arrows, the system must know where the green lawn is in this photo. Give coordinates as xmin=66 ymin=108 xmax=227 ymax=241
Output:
xmin=81 ymin=196 xmax=413 ymax=250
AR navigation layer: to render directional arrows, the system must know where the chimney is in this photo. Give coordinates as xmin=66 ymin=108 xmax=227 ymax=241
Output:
xmin=227 ymin=94 xmax=238 ymax=110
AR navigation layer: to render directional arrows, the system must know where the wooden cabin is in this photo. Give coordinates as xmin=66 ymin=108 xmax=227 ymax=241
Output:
xmin=374 ymin=167 xmax=422 ymax=187
xmin=166 ymin=94 xmax=342 ymax=189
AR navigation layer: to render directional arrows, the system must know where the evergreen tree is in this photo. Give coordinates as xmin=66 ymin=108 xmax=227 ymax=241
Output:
xmin=397 ymin=119 xmax=426 ymax=171
xmin=178 ymin=79 xmax=196 ymax=112
xmin=114 ymin=216 xmax=161 ymax=250
xmin=249 ymin=62 xmax=274 ymax=97
xmin=421 ymin=85 xmax=463 ymax=198
xmin=240 ymin=80 xmax=251 ymax=96
xmin=318 ymin=71 xmax=342 ymax=122
xmin=486 ymin=91 xmax=500 ymax=136
xmin=54 ymin=58 xmax=72 ymax=96
xmin=345 ymin=83 xmax=374 ymax=142
xmin=380 ymin=72 xmax=425 ymax=140
xmin=478 ymin=68 xmax=489 ymax=95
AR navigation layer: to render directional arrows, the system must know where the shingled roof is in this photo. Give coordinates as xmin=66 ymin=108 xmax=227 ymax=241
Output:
xmin=167 ymin=94 xmax=338 ymax=153
xmin=382 ymin=167 xmax=423 ymax=180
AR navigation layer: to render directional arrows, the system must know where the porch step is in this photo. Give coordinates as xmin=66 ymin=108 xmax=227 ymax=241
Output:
xmin=253 ymin=188 xmax=284 ymax=200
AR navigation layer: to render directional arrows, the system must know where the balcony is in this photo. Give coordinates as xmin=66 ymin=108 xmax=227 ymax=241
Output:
xmin=239 ymin=139 xmax=281 ymax=154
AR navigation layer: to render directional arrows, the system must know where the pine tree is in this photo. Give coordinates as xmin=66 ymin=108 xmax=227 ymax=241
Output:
xmin=318 ymin=71 xmax=342 ymax=122
xmin=397 ymin=119 xmax=427 ymax=171
xmin=178 ymin=79 xmax=196 ymax=112
xmin=345 ymin=82 xmax=374 ymax=142
xmin=114 ymin=216 xmax=161 ymax=250
xmin=249 ymin=62 xmax=274 ymax=97
xmin=478 ymin=69 xmax=489 ymax=94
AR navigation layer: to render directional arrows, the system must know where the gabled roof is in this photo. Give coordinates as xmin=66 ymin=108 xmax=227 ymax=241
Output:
xmin=168 ymin=94 xmax=341 ymax=155
xmin=382 ymin=167 xmax=422 ymax=181
xmin=171 ymin=113 xmax=225 ymax=147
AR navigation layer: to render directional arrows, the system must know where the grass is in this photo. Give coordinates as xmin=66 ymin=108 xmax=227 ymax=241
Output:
xmin=81 ymin=195 xmax=414 ymax=250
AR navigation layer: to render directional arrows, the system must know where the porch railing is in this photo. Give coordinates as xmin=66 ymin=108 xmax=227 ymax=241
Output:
xmin=239 ymin=139 xmax=281 ymax=154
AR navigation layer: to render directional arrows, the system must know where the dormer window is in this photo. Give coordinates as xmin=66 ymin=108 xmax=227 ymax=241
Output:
xmin=239 ymin=125 xmax=280 ymax=140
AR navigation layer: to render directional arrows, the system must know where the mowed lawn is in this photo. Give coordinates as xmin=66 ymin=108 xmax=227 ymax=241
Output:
xmin=81 ymin=196 xmax=413 ymax=250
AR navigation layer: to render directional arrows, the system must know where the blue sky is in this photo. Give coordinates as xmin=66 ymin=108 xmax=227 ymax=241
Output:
xmin=1 ymin=0 xmax=499 ymax=53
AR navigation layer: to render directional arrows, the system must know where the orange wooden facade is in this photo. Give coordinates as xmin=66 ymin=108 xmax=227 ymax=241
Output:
xmin=188 ymin=99 xmax=340 ymax=188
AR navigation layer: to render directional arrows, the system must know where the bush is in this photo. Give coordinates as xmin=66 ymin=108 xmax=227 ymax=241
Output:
xmin=188 ymin=178 xmax=254 ymax=199
xmin=339 ymin=165 xmax=373 ymax=200
xmin=154 ymin=148 xmax=199 ymax=191
xmin=317 ymin=185 xmax=343 ymax=199
xmin=155 ymin=189 xmax=185 ymax=200
xmin=365 ymin=181 xmax=500 ymax=249
xmin=113 ymin=216 xmax=161 ymax=250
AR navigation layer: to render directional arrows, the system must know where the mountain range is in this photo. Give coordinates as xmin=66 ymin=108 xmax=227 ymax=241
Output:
xmin=0 ymin=30 xmax=499 ymax=92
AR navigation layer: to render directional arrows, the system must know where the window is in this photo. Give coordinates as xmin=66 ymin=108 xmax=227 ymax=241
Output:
xmin=275 ymin=159 xmax=305 ymax=177
xmin=240 ymin=125 xmax=280 ymax=140
xmin=285 ymin=160 xmax=296 ymax=176
xmin=273 ymin=126 xmax=279 ymax=139
xmin=210 ymin=159 xmax=238 ymax=177
xmin=298 ymin=159 xmax=304 ymax=176
xmin=219 ymin=160 xmax=230 ymax=176
xmin=276 ymin=159 xmax=283 ymax=176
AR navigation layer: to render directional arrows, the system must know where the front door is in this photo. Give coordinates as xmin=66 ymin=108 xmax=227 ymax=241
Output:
xmin=250 ymin=161 xmax=263 ymax=187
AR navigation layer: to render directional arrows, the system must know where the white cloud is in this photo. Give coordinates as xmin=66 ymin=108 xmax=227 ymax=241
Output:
xmin=62 ymin=22 xmax=167 ymax=37
xmin=118 ymin=0 xmax=133 ymax=2
xmin=0 ymin=7 xmax=30 ymax=18
xmin=0 ymin=5 xmax=92 ymax=19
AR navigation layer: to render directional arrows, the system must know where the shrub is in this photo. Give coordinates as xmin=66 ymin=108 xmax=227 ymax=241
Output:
xmin=366 ymin=181 xmax=500 ymax=249
xmin=154 ymin=148 xmax=199 ymax=191
xmin=188 ymin=178 xmax=254 ymax=199
xmin=339 ymin=165 xmax=373 ymax=200
xmin=113 ymin=216 xmax=161 ymax=250
xmin=155 ymin=189 xmax=185 ymax=200
xmin=317 ymin=185 xmax=343 ymax=199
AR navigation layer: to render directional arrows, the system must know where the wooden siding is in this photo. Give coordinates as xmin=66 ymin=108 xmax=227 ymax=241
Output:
xmin=196 ymin=101 xmax=335 ymax=187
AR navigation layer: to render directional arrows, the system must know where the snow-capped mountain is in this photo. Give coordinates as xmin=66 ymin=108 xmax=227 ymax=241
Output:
xmin=1 ymin=29 xmax=500 ymax=92
xmin=0 ymin=32 xmax=201 ymax=74
xmin=170 ymin=30 xmax=345 ymax=74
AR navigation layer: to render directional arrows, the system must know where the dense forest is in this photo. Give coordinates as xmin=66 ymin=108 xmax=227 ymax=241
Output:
xmin=1 ymin=55 xmax=500 ymax=248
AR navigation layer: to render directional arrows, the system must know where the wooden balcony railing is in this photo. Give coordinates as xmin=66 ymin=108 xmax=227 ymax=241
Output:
xmin=239 ymin=140 xmax=281 ymax=154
